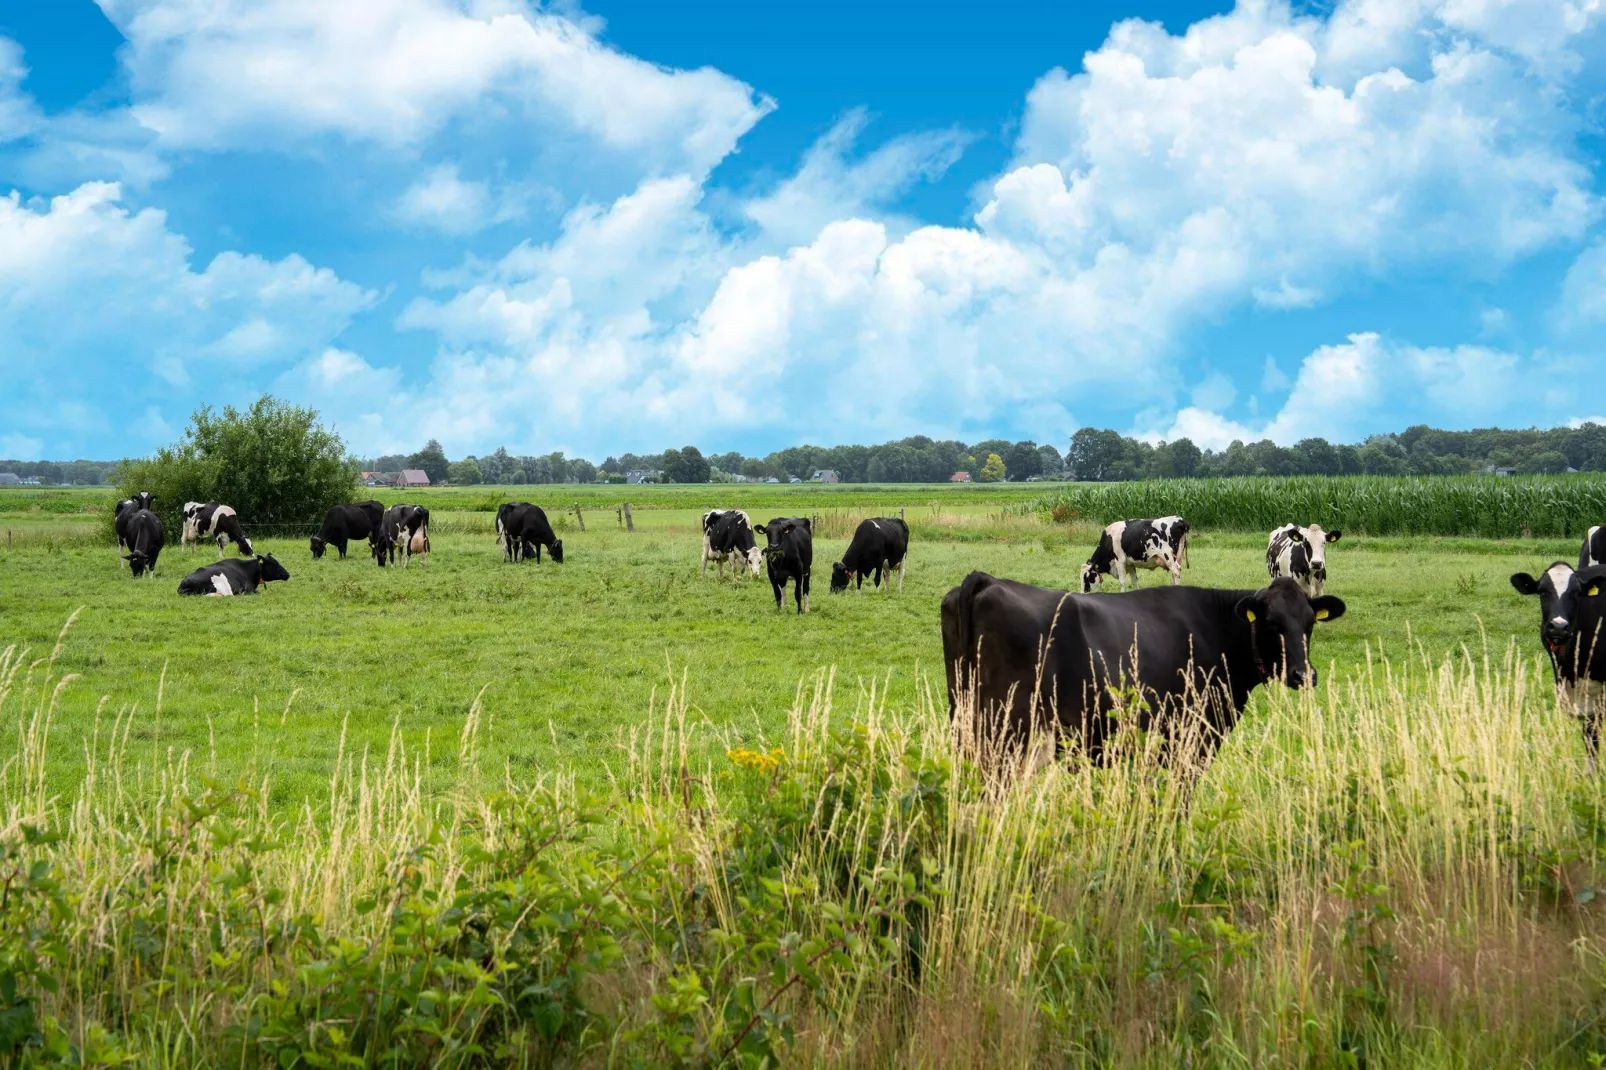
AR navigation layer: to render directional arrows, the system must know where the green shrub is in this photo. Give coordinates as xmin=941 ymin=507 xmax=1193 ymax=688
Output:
xmin=112 ymin=396 xmax=359 ymax=539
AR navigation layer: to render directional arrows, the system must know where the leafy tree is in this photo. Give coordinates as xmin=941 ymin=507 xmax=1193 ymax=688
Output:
xmin=740 ymin=457 xmax=770 ymax=479
xmin=115 ymin=396 xmax=358 ymax=537
xmin=570 ymin=459 xmax=597 ymax=484
xmin=663 ymin=446 xmax=710 ymax=483
xmin=447 ymin=458 xmax=482 ymax=485
xmin=979 ymin=453 xmax=1006 ymax=483
xmin=1036 ymin=443 xmax=1064 ymax=478
xmin=1004 ymin=441 xmax=1042 ymax=481
xmin=1521 ymin=450 xmax=1569 ymax=474
xmin=406 ymin=439 xmax=449 ymax=484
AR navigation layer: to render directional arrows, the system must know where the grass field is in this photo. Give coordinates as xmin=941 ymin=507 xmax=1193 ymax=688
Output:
xmin=4 ymin=483 xmax=1606 ymax=1066
xmin=0 ymin=483 xmax=1580 ymax=806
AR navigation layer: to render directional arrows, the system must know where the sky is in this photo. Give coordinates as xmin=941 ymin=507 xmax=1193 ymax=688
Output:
xmin=1 ymin=0 xmax=1604 ymax=462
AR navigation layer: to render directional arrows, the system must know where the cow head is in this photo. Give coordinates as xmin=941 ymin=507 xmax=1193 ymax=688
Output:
xmin=124 ymin=550 xmax=154 ymax=577
xmin=1234 ymin=577 xmax=1346 ymax=689
xmin=1079 ymin=561 xmax=1104 ymax=593
xmin=1302 ymin=524 xmax=1342 ymax=582
xmin=831 ymin=562 xmax=852 ymax=592
xmin=309 ymin=535 xmax=327 ymax=559
xmin=550 ymin=538 xmax=564 ymax=563
xmin=1512 ymin=562 xmax=1586 ymax=661
xmin=372 ymin=526 xmax=394 ymax=567
xmin=182 ymin=501 xmax=202 ymax=521
xmin=135 ymin=492 xmax=153 ymax=511
xmin=258 ymin=554 xmax=291 ymax=584
xmin=743 ymin=545 xmax=761 ymax=576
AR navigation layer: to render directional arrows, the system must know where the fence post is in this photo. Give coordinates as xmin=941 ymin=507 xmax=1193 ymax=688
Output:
xmin=623 ymin=503 xmax=634 ymax=533
xmin=573 ymin=503 xmax=585 ymax=532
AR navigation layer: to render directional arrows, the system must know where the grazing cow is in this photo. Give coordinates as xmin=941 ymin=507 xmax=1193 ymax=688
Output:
xmin=701 ymin=509 xmax=761 ymax=579
xmin=497 ymin=502 xmax=564 ymax=563
xmin=830 ymin=517 xmax=910 ymax=594
xmin=177 ymin=554 xmax=291 ymax=596
xmin=1080 ymin=516 xmax=1190 ymax=593
xmin=373 ymin=504 xmax=430 ymax=568
xmin=115 ymin=492 xmax=153 ymax=559
xmin=310 ymin=501 xmax=384 ymax=559
xmin=1512 ymin=562 xmax=1606 ymax=762
xmin=1583 ymin=526 xmax=1605 ymax=571
xmin=755 ymin=517 xmax=812 ymax=613
xmin=122 ymin=509 xmax=165 ymax=578
xmin=1267 ymin=523 xmax=1343 ymax=598
xmin=942 ymin=572 xmax=1345 ymax=763
xmin=181 ymin=502 xmax=255 ymax=557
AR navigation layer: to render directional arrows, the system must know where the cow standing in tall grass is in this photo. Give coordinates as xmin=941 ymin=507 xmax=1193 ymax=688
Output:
xmin=1512 ymin=562 xmax=1606 ymax=765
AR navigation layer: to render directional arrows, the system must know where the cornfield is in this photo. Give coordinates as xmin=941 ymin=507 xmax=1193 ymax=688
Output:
xmin=1023 ymin=474 xmax=1606 ymax=537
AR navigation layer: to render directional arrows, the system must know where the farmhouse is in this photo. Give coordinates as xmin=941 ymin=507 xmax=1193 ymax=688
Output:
xmin=810 ymin=469 xmax=840 ymax=483
xmin=0 ymin=472 xmax=19 ymax=485
xmin=397 ymin=469 xmax=431 ymax=488
xmin=949 ymin=471 xmax=972 ymax=483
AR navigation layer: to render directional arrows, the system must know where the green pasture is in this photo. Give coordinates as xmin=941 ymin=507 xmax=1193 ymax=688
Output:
xmin=0 ymin=483 xmax=1579 ymax=809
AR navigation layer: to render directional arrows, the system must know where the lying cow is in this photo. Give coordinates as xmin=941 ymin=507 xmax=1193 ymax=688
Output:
xmin=1584 ymin=526 xmax=1605 ymax=571
xmin=115 ymin=492 xmax=153 ymax=561
xmin=177 ymin=554 xmax=291 ymax=596
xmin=374 ymin=504 xmax=430 ymax=568
xmin=181 ymin=501 xmax=255 ymax=557
xmin=831 ymin=517 xmax=909 ymax=593
xmin=756 ymin=517 xmax=812 ymax=613
xmin=497 ymin=502 xmax=564 ymax=563
xmin=1512 ymin=562 xmax=1606 ymax=762
xmin=702 ymin=509 xmax=761 ymax=579
xmin=1080 ymin=516 xmax=1189 ymax=592
xmin=310 ymin=500 xmax=385 ymax=559
xmin=1267 ymin=523 xmax=1343 ymax=598
xmin=122 ymin=508 xmax=165 ymax=578
xmin=942 ymin=572 xmax=1344 ymax=763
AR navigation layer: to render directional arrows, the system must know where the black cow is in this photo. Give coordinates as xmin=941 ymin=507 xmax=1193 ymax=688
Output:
xmin=177 ymin=554 xmax=291 ymax=596
xmin=181 ymin=501 xmax=255 ymax=557
xmin=1512 ymin=562 xmax=1606 ymax=761
xmin=497 ymin=502 xmax=564 ymax=563
xmin=1584 ymin=526 xmax=1605 ymax=571
xmin=310 ymin=501 xmax=384 ymax=559
xmin=1080 ymin=516 xmax=1189 ymax=592
xmin=374 ymin=504 xmax=430 ymax=568
xmin=830 ymin=517 xmax=909 ymax=594
xmin=115 ymin=492 xmax=153 ymax=560
xmin=756 ymin=517 xmax=812 ymax=613
xmin=942 ymin=572 xmax=1345 ymax=763
xmin=701 ymin=509 xmax=761 ymax=579
xmin=122 ymin=509 xmax=165 ymax=579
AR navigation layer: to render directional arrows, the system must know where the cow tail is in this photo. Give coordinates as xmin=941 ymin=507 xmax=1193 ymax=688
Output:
xmin=953 ymin=571 xmax=992 ymax=692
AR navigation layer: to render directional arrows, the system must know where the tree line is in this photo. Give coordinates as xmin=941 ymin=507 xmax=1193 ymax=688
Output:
xmin=358 ymin=422 xmax=1606 ymax=486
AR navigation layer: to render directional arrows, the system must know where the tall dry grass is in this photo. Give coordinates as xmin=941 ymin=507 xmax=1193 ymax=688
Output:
xmin=1 ymin=618 xmax=1604 ymax=1066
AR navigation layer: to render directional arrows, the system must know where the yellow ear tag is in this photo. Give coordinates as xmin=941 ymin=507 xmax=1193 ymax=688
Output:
xmin=1244 ymin=609 xmax=1257 ymax=622
xmin=1315 ymin=608 xmax=1330 ymax=620
xmin=1590 ymin=585 xmax=1601 ymax=597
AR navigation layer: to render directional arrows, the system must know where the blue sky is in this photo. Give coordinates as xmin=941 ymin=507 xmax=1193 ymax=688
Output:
xmin=1 ymin=0 xmax=1604 ymax=462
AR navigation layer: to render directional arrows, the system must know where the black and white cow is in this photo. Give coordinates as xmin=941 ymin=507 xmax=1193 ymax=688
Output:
xmin=1267 ymin=523 xmax=1343 ymax=598
xmin=310 ymin=500 xmax=385 ymax=560
xmin=373 ymin=504 xmax=430 ymax=568
xmin=701 ymin=509 xmax=761 ymax=579
xmin=1512 ymin=562 xmax=1606 ymax=762
xmin=115 ymin=492 xmax=153 ymax=559
xmin=942 ymin=572 xmax=1345 ymax=763
xmin=756 ymin=517 xmax=812 ymax=613
xmin=121 ymin=509 xmax=165 ymax=578
xmin=830 ymin=517 xmax=909 ymax=594
xmin=181 ymin=502 xmax=255 ymax=557
xmin=1583 ymin=526 xmax=1605 ymax=571
xmin=1079 ymin=516 xmax=1189 ymax=593
xmin=497 ymin=502 xmax=564 ymax=563
xmin=177 ymin=554 xmax=291 ymax=596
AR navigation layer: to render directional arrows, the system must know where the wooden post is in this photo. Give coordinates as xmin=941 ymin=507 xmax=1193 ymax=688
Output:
xmin=623 ymin=503 xmax=634 ymax=532
xmin=573 ymin=503 xmax=585 ymax=532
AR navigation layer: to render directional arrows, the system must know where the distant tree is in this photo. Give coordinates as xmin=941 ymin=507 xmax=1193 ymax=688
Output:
xmin=1521 ymin=450 xmax=1570 ymax=474
xmin=570 ymin=459 xmax=597 ymax=484
xmin=710 ymin=451 xmax=744 ymax=474
xmin=1004 ymin=441 xmax=1042 ymax=480
xmin=1036 ymin=443 xmax=1064 ymax=478
xmin=447 ymin=458 xmax=482 ymax=485
xmin=740 ymin=457 xmax=770 ymax=479
xmin=663 ymin=446 xmax=710 ymax=483
xmin=1169 ymin=438 xmax=1202 ymax=478
xmin=1068 ymin=428 xmax=1128 ymax=481
xmin=406 ymin=439 xmax=449 ymax=484
xmin=115 ymin=395 xmax=358 ymax=538
xmin=980 ymin=453 xmax=1006 ymax=483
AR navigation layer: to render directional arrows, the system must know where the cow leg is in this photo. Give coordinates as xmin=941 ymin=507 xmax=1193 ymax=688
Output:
xmin=1170 ymin=557 xmax=1182 ymax=586
xmin=772 ymin=580 xmax=784 ymax=610
xmin=802 ymin=570 xmax=811 ymax=614
xmin=897 ymin=559 xmax=905 ymax=592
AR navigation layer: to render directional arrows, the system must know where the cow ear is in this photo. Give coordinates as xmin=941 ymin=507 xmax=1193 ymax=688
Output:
xmin=1310 ymin=595 xmax=1346 ymax=622
xmin=1510 ymin=573 xmax=1541 ymax=595
xmin=1587 ymin=581 xmax=1602 ymax=598
xmin=1234 ymin=595 xmax=1267 ymax=623
xmin=1287 ymin=528 xmax=1305 ymax=543
xmin=1326 ymin=530 xmax=1342 ymax=543
xmin=801 ymin=518 xmax=812 ymax=531
xmin=755 ymin=524 xmax=767 ymax=534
